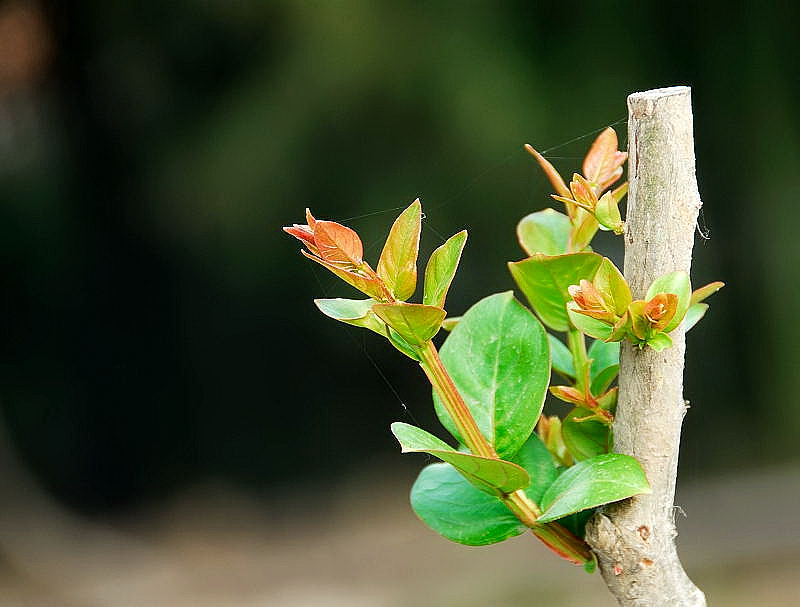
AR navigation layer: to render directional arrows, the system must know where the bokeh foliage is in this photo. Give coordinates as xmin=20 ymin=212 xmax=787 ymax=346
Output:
xmin=0 ymin=0 xmax=798 ymax=510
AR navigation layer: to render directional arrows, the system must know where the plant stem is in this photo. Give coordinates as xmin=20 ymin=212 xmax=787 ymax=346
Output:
xmin=418 ymin=340 xmax=496 ymax=459
xmin=502 ymin=490 xmax=593 ymax=565
xmin=567 ymin=327 xmax=590 ymax=391
xmin=418 ymin=339 xmax=593 ymax=566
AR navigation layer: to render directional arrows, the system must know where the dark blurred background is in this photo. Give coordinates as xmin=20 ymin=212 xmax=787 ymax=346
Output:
xmin=1 ymin=1 xmax=799 ymax=604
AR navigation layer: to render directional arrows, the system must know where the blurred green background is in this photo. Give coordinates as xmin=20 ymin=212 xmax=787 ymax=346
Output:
xmin=0 ymin=1 xmax=799 ymax=603
xmin=0 ymin=0 xmax=800 ymax=607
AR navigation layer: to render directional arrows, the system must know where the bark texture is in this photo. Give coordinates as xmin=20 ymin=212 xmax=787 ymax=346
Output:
xmin=585 ymin=87 xmax=706 ymax=606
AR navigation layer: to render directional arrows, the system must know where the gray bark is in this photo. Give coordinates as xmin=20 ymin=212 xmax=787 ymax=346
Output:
xmin=585 ymin=87 xmax=706 ymax=606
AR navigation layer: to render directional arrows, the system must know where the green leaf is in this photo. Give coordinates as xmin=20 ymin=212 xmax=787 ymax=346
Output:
xmin=590 ymin=365 xmax=619 ymax=395
xmin=594 ymin=192 xmax=624 ymax=234
xmin=435 ymin=292 xmax=550 ymax=457
xmin=567 ymin=304 xmax=613 ymax=340
xmin=588 ymin=340 xmax=619 ymax=376
xmin=517 ymin=209 xmax=571 ymax=256
xmin=646 ymin=271 xmax=691 ymax=332
xmin=691 ymin=281 xmax=724 ymax=305
xmin=549 ymin=334 xmax=576 ymax=379
xmin=509 ymin=252 xmax=603 ymax=331
xmin=562 ymin=408 xmax=610 ymax=461
xmin=509 ymin=432 xmax=559 ymax=504
xmin=410 ymin=463 xmax=526 ymax=546
xmin=387 ymin=328 xmax=421 ymax=360
xmin=423 ymin=230 xmax=468 ymax=308
xmin=391 ymin=422 xmax=530 ymax=495
xmin=646 ymin=332 xmax=673 ymax=351
xmin=314 ymin=298 xmax=385 ymax=334
xmin=593 ymin=258 xmax=631 ymax=316
xmin=537 ymin=454 xmax=651 ymax=523
xmin=377 ymin=199 xmax=421 ymax=300
xmin=684 ymin=303 xmax=708 ymax=332
xmin=588 ymin=340 xmax=620 ymax=395
xmin=570 ymin=210 xmax=600 ymax=251
xmin=373 ymin=302 xmax=445 ymax=346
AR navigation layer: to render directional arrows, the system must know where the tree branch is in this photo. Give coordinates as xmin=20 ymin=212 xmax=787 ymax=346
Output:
xmin=585 ymin=87 xmax=706 ymax=606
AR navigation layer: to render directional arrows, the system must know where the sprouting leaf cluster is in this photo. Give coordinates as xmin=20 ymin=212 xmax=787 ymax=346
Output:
xmin=283 ymin=126 xmax=723 ymax=569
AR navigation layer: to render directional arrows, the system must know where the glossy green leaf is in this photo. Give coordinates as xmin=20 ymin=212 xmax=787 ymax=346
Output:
xmin=377 ymin=199 xmax=421 ymax=300
xmin=537 ymin=454 xmax=651 ymax=523
xmin=549 ymin=334 xmax=576 ymax=379
xmin=314 ymin=298 xmax=385 ymax=334
xmin=423 ymin=230 xmax=467 ymax=308
xmin=435 ymin=292 xmax=550 ymax=457
xmin=591 ymin=364 xmax=619 ymax=395
xmin=391 ymin=422 xmax=530 ymax=495
xmin=646 ymin=271 xmax=691 ymax=332
xmin=509 ymin=432 xmax=560 ymax=504
xmin=593 ymin=258 xmax=631 ymax=315
xmin=567 ymin=304 xmax=613 ymax=340
xmin=517 ymin=209 xmax=571 ymax=256
xmin=647 ymin=332 xmax=673 ymax=351
xmin=684 ymin=303 xmax=708 ymax=332
xmin=562 ymin=408 xmax=610 ymax=461
xmin=410 ymin=463 xmax=526 ymax=546
xmin=588 ymin=339 xmax=620 ymax=395
xmin=509 ymin=252 xmax=603 ymax=331
xmin=588 ymin=340 xmax=619 ymax=375
xmin=373 ymin=302 xmax=445 ymax=346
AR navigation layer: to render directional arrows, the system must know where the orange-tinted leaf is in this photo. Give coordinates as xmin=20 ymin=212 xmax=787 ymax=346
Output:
xmin=597 ymin=160 xmax=626 ymax=191
xmin=583 ymin=128 xmax=619 ymax=183
xmin=314 ymin=220 xmax=364 ymax=266
xmin=644 ymin=293 xmax=678 ymax=331
xmin=301 ymin=250 xmax=386 ymax=300
xmin=691 ymin=281 xmax=725 ymax=305
xmin=283 ymin=224 xmax=319 ymax=254
xmin=570 ymin=174 xmax=598 ymax=209
xmin=377 ymin=199 xmax=422 ymax=300
xmin=569 ymin=279 xmax=608 ymax=314
xmin=646 ymin=271 xmax=691 ymax=332
xmin=305 ymin=207 xmax=316 ymax=229
xmin=550 ymin=386 xmax=587 ymax=407
xmin=524 ymin=144 xmax=571 ymax=198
